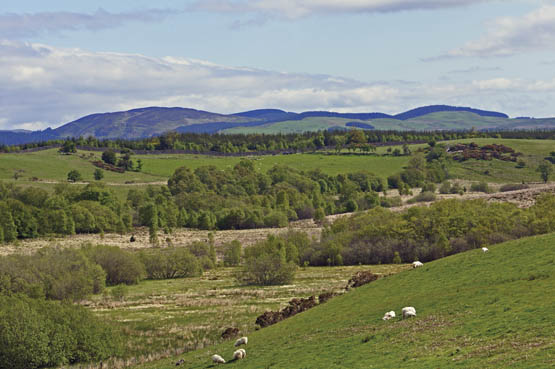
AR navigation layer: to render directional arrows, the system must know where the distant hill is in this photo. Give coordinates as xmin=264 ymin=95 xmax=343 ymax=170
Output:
xmin=1 ymin=105 xmax=554 ymax=145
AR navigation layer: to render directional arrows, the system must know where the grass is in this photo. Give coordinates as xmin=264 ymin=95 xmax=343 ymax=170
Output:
xmin=1 ymin=138 xmax=552 ymax=194
xmin=85 ymin=265 xmax=409 ymax=363
xmin=135 ymin=232 xmax=555 ymax=369
xmin=0 ymin=149 xmax=163 ymax=184
xmin=222 ymin=117 xmax=370 ymax=134
xmin=139 ymin=152 xmax=409 ymax=178
xmin=443 ymin=138 xmax=555 ymax=183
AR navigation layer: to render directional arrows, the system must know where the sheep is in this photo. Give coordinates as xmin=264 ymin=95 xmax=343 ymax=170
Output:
xmin=233 ymin=348 xmax=246 ymax=360
xmin=482 ymin=247 xmax=489 ymax=252
xmin=211 ymin=354 xmax=226 ymax=364
xmin=234 ymin=336 xmax=248 ymax=347
xmin=412 ymin=261 xmax=424 ymax=268
xmin=382 ymin=311 xmax=396 ymax=320
xmin=402 ymin=306 xmax=416 ymax=319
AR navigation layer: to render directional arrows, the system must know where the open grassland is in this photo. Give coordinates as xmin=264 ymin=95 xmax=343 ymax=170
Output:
xmin=0 ymin=148 xmax=163 ymax=183
xmin=136 ymin=232 xmax=555 ymax=369
xmin=0 ymin=139 xmax=552 ymax=194
xmin=222 ymin=117 xmax=372 ymax=134
xmin=139 ymin=152 xmax=408 ymax=178
xmin=83 ymin=265 xmax=409 ymax=365
xmin=444 ymin=138 xmax=555 ymax=183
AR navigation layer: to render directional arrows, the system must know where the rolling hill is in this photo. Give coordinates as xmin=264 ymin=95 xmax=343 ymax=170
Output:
xmin=2 ymin=105 xmax=555 ymax=145
xmin=138 ymin=232 xmax=555 ymax=368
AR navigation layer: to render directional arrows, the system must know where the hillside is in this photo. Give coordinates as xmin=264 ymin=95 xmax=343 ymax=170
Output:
xmin=5 ymin=104 xmax=555 ymax=146
xmin=138 ymin=233 xmax=555 ymax=368
xmin=53 ymin=107 xmax=256 ymax=139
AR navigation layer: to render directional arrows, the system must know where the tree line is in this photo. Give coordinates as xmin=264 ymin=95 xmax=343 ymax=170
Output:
xmin=3 ymin=128 xmax=554 ymax=154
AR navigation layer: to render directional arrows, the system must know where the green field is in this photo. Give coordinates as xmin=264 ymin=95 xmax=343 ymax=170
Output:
xmin=0 ymin=138 xmax=552 ymax=191
xmin=139 ymin=152 xmax=409 ymax=178
xmin=444 ymin=138 xmax=555 ymax=183
xmin=88 ymin=265 xmax=409 ymax=364
xmin=137 ymin=232 xmax=555 ymax=369
xmin=222 ymin=112 xmax=555 ymax=134
xmin=222 ymin=117 xmax=370 ymax=134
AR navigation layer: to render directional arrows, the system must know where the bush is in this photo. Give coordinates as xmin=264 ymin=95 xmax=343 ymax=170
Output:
xmin=470 ymin=182 xmax=491 ymax=193
xmin=0 ymin=248 xmax=105 ymax=301
xmin=240 ymin=236 xmax=297 ymax=285
xmin=380 ymin=196 xmax=402 ymax=208
xmin=0 ymin=294 xmax=123 ymax=369
xmin=407 ymin=191 xmax=436 ymax=204
xmin=439 ymin=181 xmax=451 ymax=194
xmin=421 ymin=182 xmax=436 ymax=193
xmin=223 ymin=240 xmax=242 ymax=266
xmin=140 ymin=248 xmax=203 ymax=279
xmin=499 ymin=183 xmax=529 ymax=192
xmin=67 ymin=170 xmax=82 ymax=183
xmin=84 ymin=245 xmax=145 ymax=286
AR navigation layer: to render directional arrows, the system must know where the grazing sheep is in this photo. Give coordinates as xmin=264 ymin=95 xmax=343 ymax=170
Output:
xmin=211 ymin=354 xmax=226 ymax=364
xmin=482 ymin=247 xmax=489 ymax=252
xmin=382 ymin=311 xmax=396 ymax=320
xmin=233 ymin=349 xmax=246 ymax=360
xmin=412 ymin=261 xmax=424 ymax=268
xmin=234 ymin=336 xmax=248 ymax=347
xmin=402 ymin=306 xmax=416 ymax=318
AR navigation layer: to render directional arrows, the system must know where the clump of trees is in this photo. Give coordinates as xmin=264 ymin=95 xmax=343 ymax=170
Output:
xmin=127 ymin=161 xmax=384 ymax=231
xmin=310 ymin=194 xmax=555 ymax=266
xmin=0 ymin=294 xmax=123 ymax=369
xmin=0 ymin=182 xmax=131 ymax=243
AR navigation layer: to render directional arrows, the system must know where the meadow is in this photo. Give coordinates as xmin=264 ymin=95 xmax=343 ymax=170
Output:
xmin=1 ymin=138 xmax=552 ymax=189
xmin=135 ymin=232 xmax=555 ymax=369
xmin=80 ymin=264 xmax=409 ymax=366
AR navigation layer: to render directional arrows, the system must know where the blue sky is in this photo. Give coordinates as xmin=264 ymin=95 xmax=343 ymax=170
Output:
xmin=1 ymin=0 xmax=555 ymax=129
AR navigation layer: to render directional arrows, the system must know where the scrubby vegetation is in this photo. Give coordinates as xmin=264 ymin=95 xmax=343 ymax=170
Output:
xmin=0 ymin=295 xmax=123 ymax=369
xmin=308 ymin=194 xmax=555 ymax=265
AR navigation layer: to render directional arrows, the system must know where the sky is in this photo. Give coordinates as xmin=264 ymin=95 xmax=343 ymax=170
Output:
xmin=1 ymin=0 xmax=555 ymax=130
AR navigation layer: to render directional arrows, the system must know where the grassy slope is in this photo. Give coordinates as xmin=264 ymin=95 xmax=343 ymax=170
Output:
xmin=0 ymin=149 xmax=163 ymax=184
xmin=90 ymin=265 xmax=408 ymax=360
xmin=444 ymin=138 xmax=555 ymax=183
xmin=221 ymin=112 xmax=555 ymax=134
xmin=222 ymin=117 xmax=370 ymax=134
xmin=1 ymin=138 xmax=552 ymax=190
xmin=140 ymin=152 xmax=408 ymax=178
xmin=138 ymin=233 xmax=555 ymax=369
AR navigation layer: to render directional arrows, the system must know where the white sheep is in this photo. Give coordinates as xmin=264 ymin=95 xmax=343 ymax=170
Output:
xmin=382 ymin=311 xmax=396 ymax=320
xmin=234 ymin=336 xmax=248 ymax=347
xmin=412 ymin=261 xmax=424 ymax=268
xmin=402 ymin=306 xmax=416 ymax=318
xmin=482 ymin=247 xmax=489 ymax=252
xmin=233 ymin=348 xmax=246 ymax=360
xmin=211 ymin=354 xmax=226 ymax=364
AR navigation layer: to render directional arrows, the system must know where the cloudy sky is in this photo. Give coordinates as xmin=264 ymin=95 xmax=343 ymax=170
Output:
xmin=1 ymin=0 xmax=555 ymax=130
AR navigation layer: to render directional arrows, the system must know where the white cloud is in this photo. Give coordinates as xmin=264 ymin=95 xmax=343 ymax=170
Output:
xmin=190 ymin=0 xmax=496 ymax=19
xmin=472 ymin=77 xmax=519 ymax=90
xmin=0 ymin=8 xmax=174 ymax=39
xmin=1 ymin=41 xmax=555 ymax=130
xmin=447 ymin=5 xmax=555 ymax=57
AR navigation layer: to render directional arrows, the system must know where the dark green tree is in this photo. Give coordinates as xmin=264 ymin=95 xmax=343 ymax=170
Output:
xmin=537 ymin=161 xmax=553 ymax=183
xmin=67 ymin=170 xmax=82 ymax=182
xmin=101 ymin=150 xmax=117 ymax=165
xmin=93 ymin=169 xmax=104 ymax=181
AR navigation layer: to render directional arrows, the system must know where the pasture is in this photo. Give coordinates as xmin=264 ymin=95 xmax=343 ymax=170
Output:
xmin=135 ymin=232 xmax=555 ymax=369
xmin=82 ymin=264 xmax=409 ymax=366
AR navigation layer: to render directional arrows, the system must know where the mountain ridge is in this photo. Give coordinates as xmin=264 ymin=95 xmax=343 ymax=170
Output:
xmin=1 ymin=105 xmax=553 ymax=146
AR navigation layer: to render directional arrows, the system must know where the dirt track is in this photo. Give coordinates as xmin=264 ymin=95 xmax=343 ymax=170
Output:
xmin=2 ymin=182 xmax=554 ymax=257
